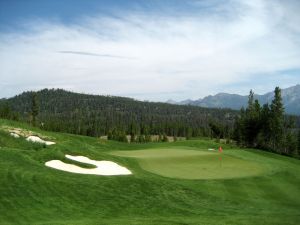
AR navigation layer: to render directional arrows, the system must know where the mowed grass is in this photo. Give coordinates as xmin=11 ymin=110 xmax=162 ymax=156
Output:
xmin=111 ymin=149 xmax=268 ymax=179
xmin=0 ymin=119 xmax=300 ymax=225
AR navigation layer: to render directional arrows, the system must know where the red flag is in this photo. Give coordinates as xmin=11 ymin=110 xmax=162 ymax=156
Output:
xmin=219 ymin=146 xmax=223 ymax=153
xmin=219 ymin=146 xmax=223 ymax=167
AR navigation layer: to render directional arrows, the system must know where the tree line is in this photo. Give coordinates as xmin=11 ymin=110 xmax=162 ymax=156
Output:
xmin=0 ymin=88 xmax=299 ymax=157
xmin=233 ymin=87 xmax=300 ymax=157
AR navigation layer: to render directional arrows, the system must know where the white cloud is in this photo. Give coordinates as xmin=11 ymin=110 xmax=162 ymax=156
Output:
xmin=0 ymin=0 xmax=299 ymax=100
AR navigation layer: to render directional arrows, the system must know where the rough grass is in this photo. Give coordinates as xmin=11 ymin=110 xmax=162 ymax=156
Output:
xmin=0 ymin=119 xmax=300 ymax=225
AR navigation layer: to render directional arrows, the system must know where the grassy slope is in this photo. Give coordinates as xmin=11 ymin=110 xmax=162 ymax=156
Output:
xmin=0 ymin=119 xmax=300 ymax=225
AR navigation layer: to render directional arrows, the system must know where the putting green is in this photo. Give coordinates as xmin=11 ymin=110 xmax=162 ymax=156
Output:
xmin=111 ymin=149 xmax=268 ymax=179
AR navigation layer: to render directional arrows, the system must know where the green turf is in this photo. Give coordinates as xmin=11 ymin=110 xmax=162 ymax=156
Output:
xmin=0 ymin=119 xmax=300 ymax=225
xmin=111 ymin=149 xmax=269 ymax=179
xmin=61 ymin=157 xmax=97 ymax=169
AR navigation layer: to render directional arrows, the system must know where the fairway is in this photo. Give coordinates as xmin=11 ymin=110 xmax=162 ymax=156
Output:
xmin=111 ymin=148 xmax=268 ymax=179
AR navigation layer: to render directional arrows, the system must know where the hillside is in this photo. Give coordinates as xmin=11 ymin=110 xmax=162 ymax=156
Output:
xmin=171 ymin=85 xmax=300 ymax=115
xmin=1 ymin=119 xmax=300 ymax=224
xmin=0 ymin=89 xmax=237 ymax=138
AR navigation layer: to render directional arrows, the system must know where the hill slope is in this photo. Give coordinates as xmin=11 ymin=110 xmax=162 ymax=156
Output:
xmin=1 ymin=119 xmax=300 ymax=225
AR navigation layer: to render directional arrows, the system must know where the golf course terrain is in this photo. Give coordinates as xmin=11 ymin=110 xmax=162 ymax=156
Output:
xmin=1 ymin=119 xmax=300 ymax=225
xmin=111 ymin=148 xmax=268 ymax=180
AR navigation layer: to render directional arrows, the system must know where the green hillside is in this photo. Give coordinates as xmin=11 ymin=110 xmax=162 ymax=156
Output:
xmin=0 ymin=88 xmax=237 ymax=137
xmin=1 ymin=119 xmax=300 ymax=225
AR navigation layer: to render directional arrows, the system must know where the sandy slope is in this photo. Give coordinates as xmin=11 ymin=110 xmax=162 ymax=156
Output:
xmin=10 ymin=133 xmax=20 ymax=138
xmin=26 ymin=136 xmax=55 ymax=145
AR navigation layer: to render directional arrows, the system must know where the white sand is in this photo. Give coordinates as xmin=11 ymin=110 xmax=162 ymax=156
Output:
xmin=45 ymin=154 xmax=132 ymax=176
xmin=26 ymin=136 xmax=55 ymax=145
xmin=10 ymin=133 xmax=20 ymax=138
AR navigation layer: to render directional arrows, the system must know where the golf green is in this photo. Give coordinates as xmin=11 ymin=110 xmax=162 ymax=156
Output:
xmin=111 ymin=149 xmax=268 ymax=179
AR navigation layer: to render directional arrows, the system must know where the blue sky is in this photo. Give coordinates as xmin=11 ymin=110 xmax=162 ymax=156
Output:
xmin=0 ymin=0 xmax=300 ymax=101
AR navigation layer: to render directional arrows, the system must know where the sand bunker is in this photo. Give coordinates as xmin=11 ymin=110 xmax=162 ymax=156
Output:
xmin=45 ymin=154 xmax=131 ymax=176
xmin=10 ymin=133 xmax=20 ymax=138
xmin=26 ymin=136 xmax=55 ymax=145
xmin=2 ymin=126 xmax=55 ymax=144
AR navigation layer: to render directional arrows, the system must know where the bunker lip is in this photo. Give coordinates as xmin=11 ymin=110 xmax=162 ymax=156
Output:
xmin=45 ymin=154 xmax=132 ymax=176
xmin=10 ymin=133 xmax=20 ymax=138
xmin=26 ymin=136 xmax=55 ymax=145
xmin=2 ymin=126 xmax=49 ymax=138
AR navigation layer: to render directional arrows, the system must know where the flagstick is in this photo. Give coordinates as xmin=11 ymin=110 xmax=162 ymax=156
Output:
xmin=219 ymin=146 xmax=223 ymax=168
xmin=221 ymin=154 xmax=222 ymax=168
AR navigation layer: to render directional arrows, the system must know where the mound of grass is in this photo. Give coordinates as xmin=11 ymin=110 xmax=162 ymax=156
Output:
xmin=61 ymin=157 xmax=97 ymax=169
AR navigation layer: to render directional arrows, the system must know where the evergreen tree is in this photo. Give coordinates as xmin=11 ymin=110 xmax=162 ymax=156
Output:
xmin=119 ymin=131 xmax=128 ymax=142
xmin=163 ymin=134 xmax=168 ymax=142
xmin=284 ymin=131 xmax=298 ymax=156
xmin=270 ymin=87 xmax=284 ymax=152
xmin=185 ymin=127 xmax=192 ymax=140
xmin=145 ymin=134 xmax=151 ymax=142
xmin=31 ymin=92 xmax=39 ymax=126
xmin=247 ymin=89 xmax=254 ymax=111
xmin=233 ymin=107 xmax=245 ymax=144
xmin=240 ymin=91 xmax=262 ymax=147
xmin=298 ymin=130 xmax=300 ymax=152
xmin=0 ymin=102 xmax=11 ymax=119
xmin=209 ymin=121 xmax=224 ymax=139
xmin=130 ymin=134 xmax=135 ymax=143
xmin=107 ymin=130 xmax=113 ymax=140
xmin=137 ymin=135 xmax=145 ymax=143
xmin=257 ymin=103 xmax=271 ymax=149
xmin=158 ymin=134 xmax=162 ymax=142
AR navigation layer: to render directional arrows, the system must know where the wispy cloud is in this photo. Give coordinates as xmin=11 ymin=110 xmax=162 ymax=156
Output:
xmin=57 ymin=50 xmax=135 ymax=59
xmin=0 ymin=0 xmax=299 ymax=100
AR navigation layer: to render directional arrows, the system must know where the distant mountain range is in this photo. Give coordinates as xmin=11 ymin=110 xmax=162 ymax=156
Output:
xmin=167 ymin=85 xmax=300 ymax=115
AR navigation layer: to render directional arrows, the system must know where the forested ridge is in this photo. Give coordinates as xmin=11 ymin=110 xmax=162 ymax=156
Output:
xmin=0 ymin=88 xmax=237 ymax=138
xmin=1 ymin=88 xmax=299 ymax=157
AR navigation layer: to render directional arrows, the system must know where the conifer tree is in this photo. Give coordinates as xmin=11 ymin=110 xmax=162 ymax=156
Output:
xmin=258 ymin=103 xmax=271 ymax=148
xmin=137 ymin=134 xmax=145 ymax=143
xmin=158 ymin=134 xmax=162 ymax=142
xmin=297 ymin=130 xmax=300 ymax=152
xmin=0 ymin=103 xmax=11 ymax=119
xmin=233 ymin=107 xmax=246 ymax=144
xmin=145 ymin=134 xmax=151 ymax=142
xmin=107 ymin=130 xmax=113 ymax=140
xmin=270 ymin=87 xmax=284 ymax=151
xmin=31 ymin=92 xmax=39 ymax=126
xmin=130 ymin=134 xmax=135 ymax=143
xmin=247 ymin=89 xmax=254 ymax=112
xmin=242 ymin=91 xmax=261 ymax=147
xmin=163 ymin=134 xmax=168 ymax=142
